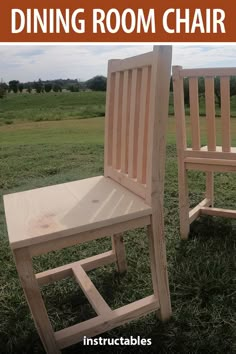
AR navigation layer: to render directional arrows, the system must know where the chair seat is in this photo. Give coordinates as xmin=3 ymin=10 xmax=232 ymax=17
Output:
xmin=4 ymin=176 xmax=152 ymax=250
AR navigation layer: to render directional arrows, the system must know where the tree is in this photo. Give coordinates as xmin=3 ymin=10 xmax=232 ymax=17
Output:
xmin=45 ymin=83 xmax=52 ymax=93
xmin=18 ymin=83 xmax=24 ymax=93
xmin=169 ymin=76 xmax=173 ymax=92
xmin=0 ymin=82 xmax=7 ymax=98
xmin=52 ymin=84 xmax=62 ymax=92
xmin=214 ymin=77 xmax=221 ymax=107
xmin=68 ymin=84 xmax=80 ymax=92
xmin=86 ymin=76 xmax=107 ymax=91
xmin=214 ymin=76 xmax=236 ymax=108
xmin=25 ymin=84 xmax=32 ymax=93
xmin=35 ymin=79 xmax=44 ymax=93
xmin=9 ymin=80 xmax=19 ymax=93
xmin=183 ymin=78 xmax=190 ymax=106
xmin=230 ymin=76 xmax=236 ymax=97
xmin=198 ymin=77 xmax=205 ymax=96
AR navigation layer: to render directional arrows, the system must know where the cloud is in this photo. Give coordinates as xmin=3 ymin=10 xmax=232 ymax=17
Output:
xmin=172 ymin=45 xmax=236 ymax=68
xmin=0 ymin=44 xmax=236 ymax=83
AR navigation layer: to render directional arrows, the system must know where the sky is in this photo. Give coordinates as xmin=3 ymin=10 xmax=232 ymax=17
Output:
xmin=0 ymin=44 xmax=236 ymax=83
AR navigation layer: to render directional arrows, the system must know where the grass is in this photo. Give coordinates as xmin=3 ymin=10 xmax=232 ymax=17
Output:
xmin=0 ymin=91 xmax=106 ymax=125
xmin=0 ymin=117 xmax=236 ymax=353
xmin=1 ymin=91 xmax=236 ymax=126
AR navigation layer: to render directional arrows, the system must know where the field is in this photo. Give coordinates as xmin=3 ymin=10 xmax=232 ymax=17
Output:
xmin=1 ymin=90 xmax=236 ymax=126
xmin=0 ymin=92 xmax=235 ymax=353
xmin=0 ymin=91 xmax=106 ymax=125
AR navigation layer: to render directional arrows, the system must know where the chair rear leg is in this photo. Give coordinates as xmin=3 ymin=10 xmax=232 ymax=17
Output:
xmin=178 ymin=165 xmax=190 ymax=239
xmin=112 ymin=233 xmax=127 ymax=273
xmin=147 ymin=219 xmax=172 ymax=322
xmin=206 ymin=171 xmax=214 ymax=207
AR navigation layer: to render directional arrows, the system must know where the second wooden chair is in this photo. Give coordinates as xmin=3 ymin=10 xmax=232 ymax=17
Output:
xmin=173 ymin=65 xmax=236 ymax=239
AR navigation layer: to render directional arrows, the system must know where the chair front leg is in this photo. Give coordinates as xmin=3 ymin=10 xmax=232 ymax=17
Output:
xmin=13 ymin=247 xmax=61 ymax=354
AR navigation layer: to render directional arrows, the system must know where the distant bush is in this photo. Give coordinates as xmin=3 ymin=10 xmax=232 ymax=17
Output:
xmin=0 ymin=83 xmax=7 ymax=99
xmin=18 ymin=83 xmax=24 ymax=93
xmin=86 ymin=76 xmax=107 ymax=91
xmin=9 ymin=80 xmax=19 ymax=93
xmin=53 ymin=84 xmax=62 ymax=92
xmin=45 ymin=83 xmax=52 ymax=93
xmin=68 ymin=84 xmax=80 ymax=92
xmin=34 ymin=79 xmax=44 ymax=93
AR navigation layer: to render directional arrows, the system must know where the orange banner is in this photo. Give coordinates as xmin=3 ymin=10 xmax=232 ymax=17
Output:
xmin=0 ymin=0 xmax=234 ymax=42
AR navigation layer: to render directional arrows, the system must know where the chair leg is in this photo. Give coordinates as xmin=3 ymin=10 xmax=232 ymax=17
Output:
xmin=206 ymin=171 xmax=214 ymax=207
xmin=112 ymin=233 xmax=127 ymax=273
xmin=147 ymin=220 xmax=172 ymax=322
xmin=13 ymin=248 xmax=61 ymax=354
xmin=178 ymin=166 xmax=190 ymax=239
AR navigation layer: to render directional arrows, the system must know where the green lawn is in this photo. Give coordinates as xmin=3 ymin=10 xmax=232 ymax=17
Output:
xmin=1 ymin=91 xmax=236 ymax=126
xmin=0 ymin=91 xmax=106 ymax=125
xmin=0 ymin=116 xmax=235 ymax=353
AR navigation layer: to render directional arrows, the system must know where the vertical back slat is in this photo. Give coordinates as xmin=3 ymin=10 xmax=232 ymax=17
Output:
xmin=173 ymin=66 xmax=187 ymax=151
xmin=205 ymin=77 xmax=216 ymax=151
xmin=112 ymin=72 xmax=123 ymax=169
xmin=220 ymin=76 xmax=231 ymax=152
xmin=128 ymin=69 xmax=138 ymax=178
xmin=142 ymin=67 xmax=151 ymax=184
xmin=128 ymin=69 xmax=142 ymax=178
xmin=120 ymin=70 xmax=132 ymax=173
xmin=189 ymin=77 xmax=201 ymax=150
xmin=112 ymin=72 xmax=120 ymax=169
xmin=134 ymin=69 xmax=142 ymax=178
xmin=118 ymin=72 xmax=124 ymax=167
xmin=142 ymin=66 xmax=152 ymax=184
xmin=137 ymin=67 xmax=149 ymax=183
xmin=104 ymin=64 xmax=116 ymax=176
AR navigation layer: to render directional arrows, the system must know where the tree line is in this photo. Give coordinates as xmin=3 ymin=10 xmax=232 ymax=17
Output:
xmin=0 ymin=75 xmax=107 ymax=98
xmin=1 ymin=75 xmax=236 ymax=105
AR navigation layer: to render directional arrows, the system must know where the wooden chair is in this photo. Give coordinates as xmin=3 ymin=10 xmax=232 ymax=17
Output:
xmin=173 ymin=65 xmax=236 ymax=239
xmin=4 ymin=46 xmax=172 ymax=353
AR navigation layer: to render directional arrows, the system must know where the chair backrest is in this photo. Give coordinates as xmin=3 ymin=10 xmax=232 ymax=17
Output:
xmin=104 ymin=46 xmax=172 ymax=205
xmin=173 ymin=66 xmax=236 ymax=154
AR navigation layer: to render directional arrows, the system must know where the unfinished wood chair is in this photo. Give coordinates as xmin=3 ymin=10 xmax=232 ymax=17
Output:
xmin=4 ymin=46 xmax=172 ymax=353
xmin=173 ymin=65 xmax=236 ymax=239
